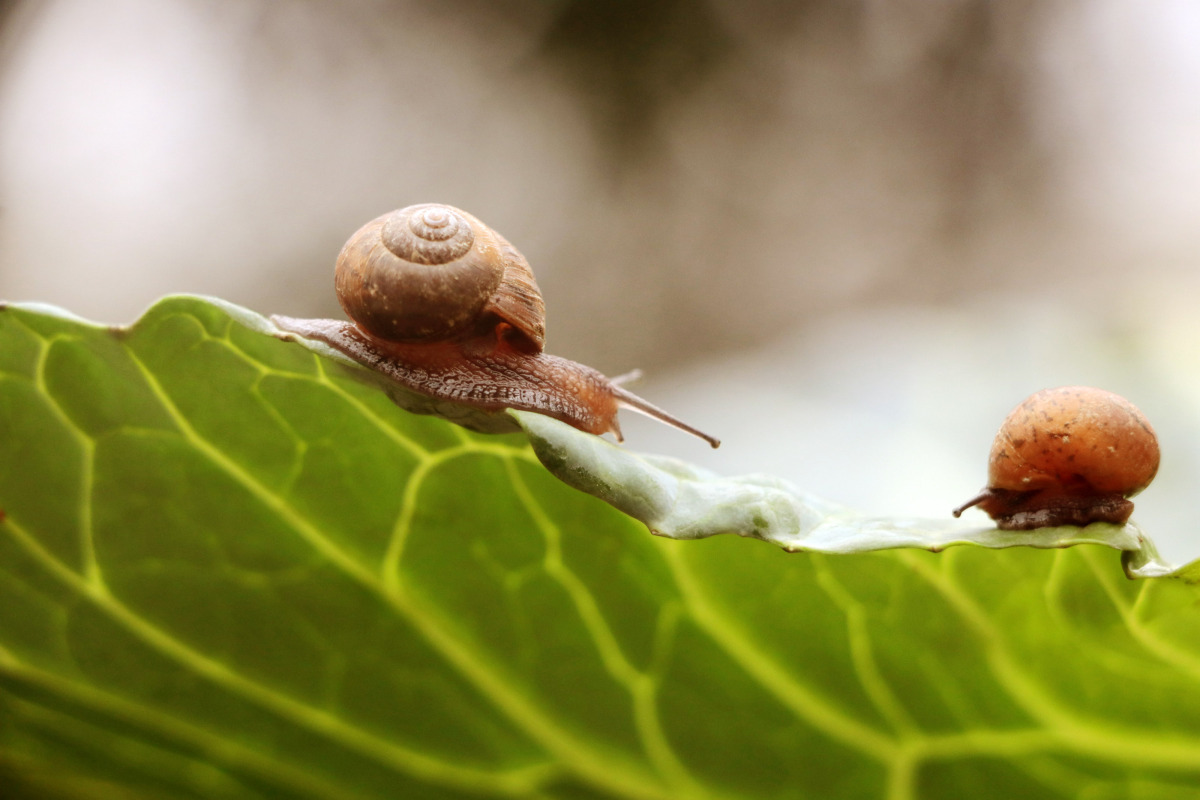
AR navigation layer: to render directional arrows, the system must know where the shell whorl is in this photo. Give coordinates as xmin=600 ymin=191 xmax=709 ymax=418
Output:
xmin=335 ymin=203 xmax=545 ymax=349
xmin=381 ymin=204 xmax=475 ymax=265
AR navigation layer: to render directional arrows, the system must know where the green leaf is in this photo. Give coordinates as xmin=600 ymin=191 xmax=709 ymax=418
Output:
xmin=2 ymin=295 xmax=1200 ymax=799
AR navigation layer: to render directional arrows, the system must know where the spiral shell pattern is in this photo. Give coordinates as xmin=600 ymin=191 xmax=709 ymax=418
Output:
xmin=335 ymin=203 xmax=545 ymax=349
xmin=381 ymin=204 xmax=475 ymax=265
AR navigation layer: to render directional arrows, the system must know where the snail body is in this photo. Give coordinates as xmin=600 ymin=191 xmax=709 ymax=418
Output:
xmin=274 ymin=203 xmax=718 ymax=447
xmin=953 ymin=386 xmax=1159 ymax=530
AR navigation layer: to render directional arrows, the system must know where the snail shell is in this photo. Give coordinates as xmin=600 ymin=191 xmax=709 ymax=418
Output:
xmin=953 ymin=386 xmax=1159 ymax=530
xmin=335 ymin=203 xmax=544 ymax=352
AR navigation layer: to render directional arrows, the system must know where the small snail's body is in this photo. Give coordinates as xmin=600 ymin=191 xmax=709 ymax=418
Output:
xmin=274 ymin=203 xmax=719 ymax=447
xmin=953 ymin=386 xmax=1159 ymax=530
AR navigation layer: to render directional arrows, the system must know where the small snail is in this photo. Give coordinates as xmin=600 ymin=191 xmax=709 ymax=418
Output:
xmin=953 ymin=386 xmax=1159 ymax=530
xmin=273 ymin=203 xmax=719 ymax=447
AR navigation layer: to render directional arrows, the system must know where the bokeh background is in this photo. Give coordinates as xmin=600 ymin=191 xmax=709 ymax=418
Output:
xmin=2 ymin=0 xmax=1198 ymax=560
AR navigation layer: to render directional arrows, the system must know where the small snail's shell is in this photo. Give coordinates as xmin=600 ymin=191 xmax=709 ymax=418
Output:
xmin=954 ymin=386 xmax=1159 ymax=530
xmin=988 ymin=386 xmax=1159 ymax=497
xmin=335 ymin=203 xmax=545 ymax=351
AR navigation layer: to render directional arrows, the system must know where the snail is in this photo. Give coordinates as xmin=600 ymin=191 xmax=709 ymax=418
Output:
xmin=952 ymin=386 xmax=1159 ymax=530
xmin=272 ymin=203 xmax=719 ymax=447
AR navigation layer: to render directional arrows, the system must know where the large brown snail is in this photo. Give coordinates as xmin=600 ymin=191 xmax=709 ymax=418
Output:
xmin=273 ymin=203 xmax=719 ymax=447
xmin=953 ymin=386 xmax=1159 ymax=529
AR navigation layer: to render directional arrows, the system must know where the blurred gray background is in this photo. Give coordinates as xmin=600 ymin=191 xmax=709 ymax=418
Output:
xmin=2 ymin=0 xmax=1198 ymax=561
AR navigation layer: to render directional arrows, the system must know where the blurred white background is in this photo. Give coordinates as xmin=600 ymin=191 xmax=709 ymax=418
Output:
xmin=2 ymin=0 xmax=1198 ymax=561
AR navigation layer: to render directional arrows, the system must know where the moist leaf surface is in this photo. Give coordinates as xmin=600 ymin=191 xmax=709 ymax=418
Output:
xmin=1 ymin=295 xmax=1198 ymax=800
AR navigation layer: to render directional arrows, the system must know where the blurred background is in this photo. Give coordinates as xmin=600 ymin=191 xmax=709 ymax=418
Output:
xmin=2 ymin=0 xmax=1198 ymax=561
